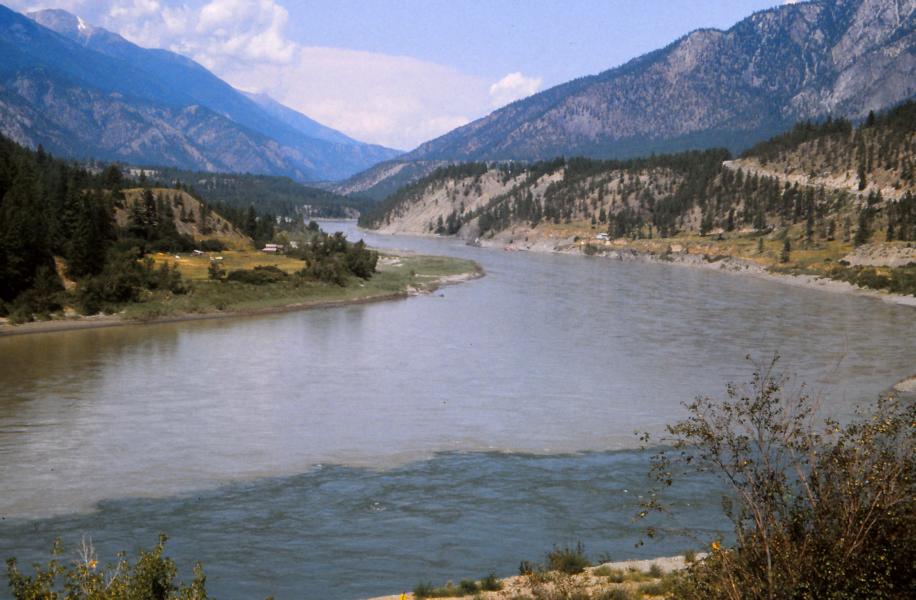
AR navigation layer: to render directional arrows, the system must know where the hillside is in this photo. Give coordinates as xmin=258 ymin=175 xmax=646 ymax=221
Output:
xmin=363 ymin=102 xmax=915 ymax=237
xmin=0 ymin=7 xmax=400 ymax=182
xmin=361 ymin=102 xmax=916 ymax=293
xmin=402 ymin=0 xmax=914 ymax=163
xmin=114 ymin=188 xmax=252 ymax=250
xmin=323 ymin=159 xmax=453 ymax=201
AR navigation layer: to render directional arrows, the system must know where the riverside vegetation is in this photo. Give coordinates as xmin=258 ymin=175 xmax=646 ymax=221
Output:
xmin=361 ymin=102 xmax=916 ymax=296
xmin=0 ymin=135 xmax=477 ymax=326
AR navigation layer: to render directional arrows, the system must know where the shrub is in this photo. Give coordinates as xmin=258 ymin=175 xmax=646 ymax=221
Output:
xmin=302 ymin=255 xmax=349 ymax=286
xmin=593 ymin=589 xmax=638 ymax=600
xmin=827 ymin=264 xmax=916 ymax=295
xmin=208 ymin=260 xmax=226 ymax=281
xmin=640 ymin=358 xmax=915 ymax=599
xmin=413 ymin=582 xmax=435 ymax=598
xmin=480 ymin=572 xmax=502 ymax=591
xmin=197 ymin=239 xmax=226 ymax=252
xmin=546 ymin=543 xmax=590 ymax=575
xmin=6 ymin=535 xmax=207 ymax=600
xmin=226 ymin=265 xmax=288 ymax=285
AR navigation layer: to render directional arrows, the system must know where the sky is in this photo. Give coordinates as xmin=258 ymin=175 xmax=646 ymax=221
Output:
xmin=7 ymin=0 xmax=788 ymax=150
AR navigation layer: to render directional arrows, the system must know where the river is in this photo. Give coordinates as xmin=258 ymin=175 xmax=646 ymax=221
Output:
xmin=1 ymin=221 xmax=913 ymax=599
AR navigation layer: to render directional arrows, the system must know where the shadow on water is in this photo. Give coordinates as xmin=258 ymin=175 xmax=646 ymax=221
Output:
xmin=0 ymin=449 xmax=726 ymax=600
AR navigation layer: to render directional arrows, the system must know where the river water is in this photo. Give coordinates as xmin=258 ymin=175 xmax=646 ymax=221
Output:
xmin=1 ymin=222 xmax=913 ymax=599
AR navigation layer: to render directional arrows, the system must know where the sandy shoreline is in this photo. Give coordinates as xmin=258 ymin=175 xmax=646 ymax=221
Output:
xmin=0 ymin=268 xmax=483 ymax=339
xmin=466 ymin=234 xmax=916 ymax=308
xmin=366 ymin=554 xmax=702 ymax=600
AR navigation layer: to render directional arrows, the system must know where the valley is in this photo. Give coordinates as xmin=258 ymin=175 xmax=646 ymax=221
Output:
xmin=0 ymin=0 xmax=914 ymax=599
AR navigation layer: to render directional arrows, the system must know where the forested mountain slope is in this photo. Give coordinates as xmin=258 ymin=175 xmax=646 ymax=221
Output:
xmin=361 ymin=102 xmax=916 ymax=248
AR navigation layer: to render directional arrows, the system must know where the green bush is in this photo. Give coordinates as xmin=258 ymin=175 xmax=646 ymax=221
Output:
xmin=197 ymin=239 xmax=226 ymax=252
xmin=302 ymin=255 xmax=349 ymax=286
xmin=546 ymin=543 xmax=591 ymax=575
xmin=413 ymin=582 xmax=435 ymax=598
xmin=827 ymin=264 xmax=916 ymax=295
xmin=480 ymin=572 xmax=502 ymax=591
xmin=6 ymin=535 xmax=207 ymax=600
xmin=641 ymin=359 xmax=916 ymax=599
xmin=78 ymin=251 xmax=188 ymax=313
xmin=593 ymin=589 xmax=638 ymax=600
xmin=226 ymin=265 xmax=289 ymax=285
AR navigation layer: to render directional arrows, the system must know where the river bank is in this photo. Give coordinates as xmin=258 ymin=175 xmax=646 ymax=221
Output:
xmin=0 ymin=253 xmax=483 ymax=338
xmin=457 ymin=224 xmax=916 ymax=307
xmin=368 ymin=554 xmax=701 ymax=600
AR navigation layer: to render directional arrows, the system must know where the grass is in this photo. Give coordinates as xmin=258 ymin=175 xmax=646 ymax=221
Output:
xmin=592 ymin=564 xmax=664 ymax=585
xmin=413 ymin=573 xmax=502 ymax=598
xmin=546 ymin=543 xmax=591 ymax=575
xmin=150 ymin=251 xmax=305 ymax=281
xmin=119 ymin=251 xmax=479 ymax=321
xmin=413 ymin=557 xmax=680 ymax=600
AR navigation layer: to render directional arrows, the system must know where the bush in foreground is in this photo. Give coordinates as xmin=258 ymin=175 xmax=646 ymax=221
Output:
xmin=641 ymin=358 xmax=915 ymax=599
xmin=6 ymin=534 xmax=207 ymax=600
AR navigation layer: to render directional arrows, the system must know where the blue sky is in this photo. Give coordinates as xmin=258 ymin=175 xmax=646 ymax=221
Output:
xmin=9 ymin=0 xmax=786 ymax=149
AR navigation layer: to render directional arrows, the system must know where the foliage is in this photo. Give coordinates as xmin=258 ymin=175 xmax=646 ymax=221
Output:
xmin=640 ymin=358 xmax=915 ymax=599
xmin=225 ymin=265 xmax=289 ymax=286
xmin=546 ymin=543 xmax=591 ymax=575
xmin=290 ymin=230 xmax=378 ymax=286
xmin=412 ymin=573 xmax=501 ymax=598
xmin=126 ymin=189 xmax=197 ymax=253
xmin=76 ymin=250 xmax=187 ymax=314
xmin=827 ymin=263 xmax=916 ymax=296
xmin=6 ymin=534 xmax=207 ymax=600
xmin=741 ymin=117 xmax=853 ymax=161
xmin=207 ymin=260 xmax=225 ymax=281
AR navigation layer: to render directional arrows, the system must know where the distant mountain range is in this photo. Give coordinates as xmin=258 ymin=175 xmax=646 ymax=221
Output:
xmin=403 ymin=0 xmax=914 ymax=163
xmin=0 ymin=6 xmax=401 ymax=182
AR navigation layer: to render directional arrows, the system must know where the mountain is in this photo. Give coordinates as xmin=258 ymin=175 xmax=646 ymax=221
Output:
xmin=0 ymin=6 xmax=400 ymax=181
xmin=243 ymin=91 xmax=358 ymax=147
xmin=321 ymin=159 xmax=453 ymax=200
xmin=403 ymin=0 xmax=915 ymax=163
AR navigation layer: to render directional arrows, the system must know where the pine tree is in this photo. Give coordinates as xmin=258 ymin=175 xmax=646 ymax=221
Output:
xmin=854 ymin=208 xmax=871 ymax=246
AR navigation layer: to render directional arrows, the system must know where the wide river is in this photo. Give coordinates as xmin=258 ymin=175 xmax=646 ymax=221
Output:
xmin=1 ymin=222 xmax=913 ymax=599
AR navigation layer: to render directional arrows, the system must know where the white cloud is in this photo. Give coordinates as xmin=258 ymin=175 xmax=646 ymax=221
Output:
xmin=489 ymin=72 xmax=543 ymax=108
xmin=225 ymin=46 xmax=488 ymax=149
xmin=6 ymin=0 xmax=92 ymax=14
xmin=7 ymin=0 xmax=506 ymax=149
